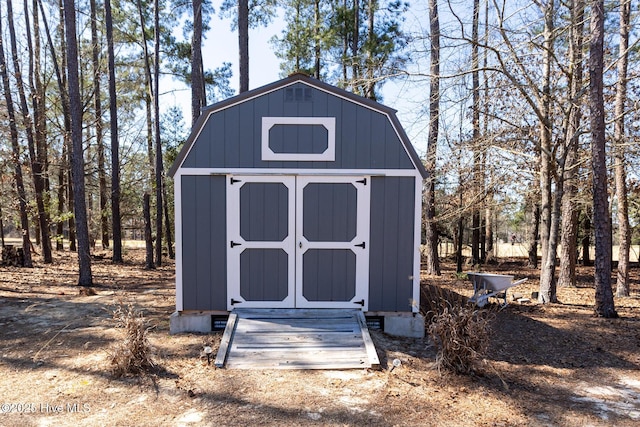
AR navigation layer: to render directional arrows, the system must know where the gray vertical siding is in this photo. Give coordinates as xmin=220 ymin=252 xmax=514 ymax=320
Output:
xmin=182 ymin=82 xmax=415 ymax=171
xmin=181 ymin=175 xmax=227 ymax=311
xmin=368 ymin=176 xmax=416 ymax=312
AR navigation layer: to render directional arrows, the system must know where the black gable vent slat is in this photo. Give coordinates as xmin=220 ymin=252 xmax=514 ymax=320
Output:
xmin=285 ymin=88 xmax=294 ymax=101
xmin=285 ymin=87 xmax=313 ymax=102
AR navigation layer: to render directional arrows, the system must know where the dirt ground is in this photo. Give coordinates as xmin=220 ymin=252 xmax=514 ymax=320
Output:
xmin=0 ymin=249 xmax=639 ymax=427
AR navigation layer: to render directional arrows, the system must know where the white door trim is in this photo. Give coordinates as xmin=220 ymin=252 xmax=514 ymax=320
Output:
xmin=294 ymin=176 xmax=370 ymax=310
xmin=226 ymin=175 xmax=296 ymax=310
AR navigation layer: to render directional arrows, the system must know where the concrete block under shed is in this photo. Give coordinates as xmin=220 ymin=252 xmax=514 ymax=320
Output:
xmin=383 ymin=313 xmax=425 ymax=338
xmin=170 ymin=311 xmax=211 ymax=334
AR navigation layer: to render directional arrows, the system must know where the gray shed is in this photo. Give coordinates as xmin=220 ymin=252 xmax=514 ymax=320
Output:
xmin=169 ymin=73 xmax=427 ymax=337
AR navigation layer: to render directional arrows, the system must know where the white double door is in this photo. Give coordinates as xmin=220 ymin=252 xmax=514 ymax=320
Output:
xmin=227 ymin=175 xmax=370 ymax=310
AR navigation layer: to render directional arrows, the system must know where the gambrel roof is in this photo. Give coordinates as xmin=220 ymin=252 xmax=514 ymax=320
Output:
xmin=169 ymin=73 xmax=427 ymax=179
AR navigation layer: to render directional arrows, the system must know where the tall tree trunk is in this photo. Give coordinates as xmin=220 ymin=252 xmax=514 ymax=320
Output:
xmin=589 ymin=0 xmax=616 ymax=318
xmin=67 ymin=144 xmax=76 ymax=251
xmin=341 ymin=0 xmax=348 ymax=83
xmin=144 ymin=193 xmax=155 ymax=269
xmin=581 ymin=208 xmax=591 ymax=266
xmin=63 ymin=0 xmax=93 ymax=286
xmin=32 ymin=0 xmax=51 ymax=253
xmin=423 ymin=0 xmax=440 ymax=276
xmin=238 ymin=0 xmax=249 ymax=92
xmin=314 ymin=0 xmax=321 ymax=79
xmin=192 ymin=0 xmax=206 ymax=122
xmin=352 ymin=0 xmax=360 ymax=91
xmin=559 ymin=0 xmax=584 ymax=288
xmin=456 ymin=213 xmax=464 ymax=274
xmin=614 ymin=0 xmax=631 ymax=297
xmin=136 ymin=0 xmax=156 ymax=187
xmin=364 ymin=0 xmax=375 ymax=99
xmin=482 ymin=0 xmax=492 ymax=261
xmin=470 ymin=0 xmax=481 ymax=266
xmin=58 ymin=0 xmax=77 ymax=252
xmin=38 ymin=0 xmax=71 ymax=252
xmin=0 ymin=5 xmax=33 ymax=267
xmin=56 ymin=159 xmax=65 ymax=250
xmin=105 ymin=0 xmax=123 ymax=262
xmin=527 ymin=198 xmax=540 ymax=268
xmin=7 ymin=0 xmax=52 ymax=263
xmin=162 ymin=182 xmax=174 ymax=259
xmin=90 ymin=0 xmax=109 ymax=250
xmin=538 ymin=0 xmax=556 ymax=303
xmin=0 ymin=204 xmax=4 ymax=247
xmin=154 ymin=0 xmax=163 ymax=267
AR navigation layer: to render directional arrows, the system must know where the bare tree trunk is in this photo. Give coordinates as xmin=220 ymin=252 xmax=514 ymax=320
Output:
xmin=105 ymin=0 xmax=123 ymax=262
xmin=423 ymin=0 xmax=440 ymax=276
xmin=581 ymin=209 xmax=591 ymax=266
xmin=67 ymin=147 xmax=76 ymax=252
xmin=352 ymin=0 xmax=360 ymax=91
xmin=144 ymin=194 xmax=155 ymax=269
xmin=0 ymin=204 xmax=4 ymax=247
xmin=341 ymin=0 xmax=348 ymax=83
xmin=527 ymin=199 xmax=540 ymax=268
xmin=614 ymin=0 xmax=631 ymax=297
xmin=90 ymin=0 xmax=109 ymax=250
xmin=589 ymin=0 xmax=616 ymax=318
xmin=191 ymin=0 xmax=206 ymax=121
xmin=456 ymin=214 xmax=464 ymax=274
xmin=537 ymin=0 xmax=555 ymax=303
xmin=63 ymin=0 xmax=93 ymax=286
xmin=0 ymin=5 xmax=33 ymax=267
xmin=559 ymin=0 xmax=584 ymax=288
xmin=7 ymin=0 xmax=52 ymax=263
xmin=482 ymin=0 xmax=492 ymax=261
xmin=314 ymin=0 xmax=321 ymax=79
xmin=162 ymin=182 xmax=174 ymax=259
xmin=470 ymin=0 xmax=481 ymax=266
xmin=238 ymin=0 xmax=249 ymax=92
xmin=56 ymin=160 xmax=65 ymax=250
xmin=136 ymin=0 xmax=156 ymax=188
xmin=154 ymin=0 xmax=163 ymax=267
xmin=364 ymin=0 xmax=375 ymax=99
xmin=32 ymin=0 xmax=52 ymax=254
xmin=38 ymin=0 xmax=70 ymax=252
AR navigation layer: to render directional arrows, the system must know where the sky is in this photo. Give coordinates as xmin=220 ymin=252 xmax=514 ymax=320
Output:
xmin=160 ymin=6 xmax=432 ymax=156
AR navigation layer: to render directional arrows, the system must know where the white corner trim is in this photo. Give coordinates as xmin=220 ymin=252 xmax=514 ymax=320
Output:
xmin=174 ymin=176 xmax=183 ymax=312
xmin=261 ymin=117 xmax=336 ymax=161
xmin=412 ymin=175 xmax=423 ymax=313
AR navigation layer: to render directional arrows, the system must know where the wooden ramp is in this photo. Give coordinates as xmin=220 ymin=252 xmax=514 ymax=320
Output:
xmin=215 ymin=309 xmax=380 ymax=369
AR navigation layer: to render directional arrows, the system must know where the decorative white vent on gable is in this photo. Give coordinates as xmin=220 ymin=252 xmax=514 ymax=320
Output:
xmin=261 ymin=117 xmax=336 ymax=161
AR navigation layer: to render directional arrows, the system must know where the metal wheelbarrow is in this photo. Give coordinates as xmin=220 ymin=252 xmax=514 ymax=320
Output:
xmin=467 ymin=272 xmax=528 ymax=307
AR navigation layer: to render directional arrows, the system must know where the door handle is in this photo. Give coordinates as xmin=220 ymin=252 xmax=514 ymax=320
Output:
xmin=299 ymin=241 xmax=302 ymax=248
xmin=230 ymin=241 xmax=242 ymax=248
xmin=355 ymin=242 xmax=366 ymax=249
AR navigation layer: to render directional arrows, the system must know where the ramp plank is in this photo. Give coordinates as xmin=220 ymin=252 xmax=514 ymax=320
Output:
xmin=216 ymin=309 xmax=380 ymax=370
